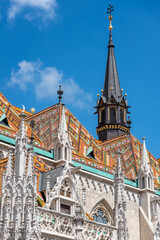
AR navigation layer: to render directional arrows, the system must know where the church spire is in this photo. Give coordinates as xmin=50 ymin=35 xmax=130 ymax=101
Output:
xmin=58 ymin=103 xmax=68 ymax=138
xmin=141 ymin=137 xmax=150 ymax=170
xmin=15 ymin=109 xmax=28 ymax=177
xmin=138 ymin=137 xmax=154 ymax=190
xmin=103 ymin=5 xmax=121 ymax=102
xmin=96 ymin=5 xmax=131 ymax=141
xmin=54 ymin=92 xmax=72 ymax=166
xmin=103 ymin=30 xmax=121 ymax=103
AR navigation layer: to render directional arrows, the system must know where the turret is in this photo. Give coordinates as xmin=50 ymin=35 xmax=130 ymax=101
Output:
xmin=138 ymin=137 xmax=154 ymax=190
xmin=15 ymin=110 xmax=27 ymax=177
xmin=54 ymin=87 xmax=72 ymax=166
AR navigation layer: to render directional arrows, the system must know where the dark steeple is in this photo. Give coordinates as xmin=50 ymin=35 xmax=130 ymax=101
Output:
xmin=103 ymin=30 xmax=122 ymax=103
xmin=95 ymin=5 xmax=131 ymax=141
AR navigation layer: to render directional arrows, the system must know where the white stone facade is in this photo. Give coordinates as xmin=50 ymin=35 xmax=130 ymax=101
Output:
xmin=0 ymin=106 xmax=159 ymax=240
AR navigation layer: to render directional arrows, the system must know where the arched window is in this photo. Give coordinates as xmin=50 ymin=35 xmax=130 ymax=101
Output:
xmin=142 ymin=177 xmax=145 ymax=188
xmin=93 ymin=208 xmax=108 ymax=224
xmin=120 ymin=109 xmax=124 ymax=124
xmin=100 ymin=110 xmax=105 ymax=124
xmin=58 ymin=147 xmax=61 ymax=159
xmin=65 ymin=147 xmax=67 ymax=160
xmin=91 ymin=203 xmax=112 ymax=225
xmin=148 ymin=177 xmax=150 ymax=189
xmin=60 ymin=181 xmax=72 ymax=198
xmin=110 ymin=108 xmax=116 ymax=123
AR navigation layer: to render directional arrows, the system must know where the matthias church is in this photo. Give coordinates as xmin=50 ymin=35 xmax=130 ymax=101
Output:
xmin=0 ymin=5 xmax=159 ymax=240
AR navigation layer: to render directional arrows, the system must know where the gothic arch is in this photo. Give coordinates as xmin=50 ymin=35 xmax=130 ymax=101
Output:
xmin=29 ymin=231 xmax=39 ymax=240
xmin=16 ymin=183 xmax=24 ymax=194
xmin=54 ymin=142 xmax=62 ymax=160
xmin=65 ymin=144 xmax=68 ymax=160
xmin=90 ymin=199 xmax=114 ymax=225
xmin=26 ymin=183 xmax=35 ymax=193
xmin=60 ymin=179 xmax=72 ymax=198
xmin=5 ymin=182 xmax=13 ymax=193
xmin=49 ymin=176 xmax=75 ymax=210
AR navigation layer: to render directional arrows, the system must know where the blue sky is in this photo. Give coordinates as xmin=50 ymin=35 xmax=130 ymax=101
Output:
xmin=0 ymin=0 xmax=160 ymax=158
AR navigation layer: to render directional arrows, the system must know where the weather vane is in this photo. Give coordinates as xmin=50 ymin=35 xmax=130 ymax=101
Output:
xmin=107 ymin=4 xmax=114 ymax=30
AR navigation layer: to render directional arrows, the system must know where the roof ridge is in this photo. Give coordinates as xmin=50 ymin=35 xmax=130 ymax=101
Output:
xmin=73 ymin=152 xmax=114 ymax=171
xmin=100 ymin=134 xmax=128 ymax=146
xmin=12 ymin=105 xmax=33 ymax=117
xmin=26 ymin=103 xmax=59 ymax=120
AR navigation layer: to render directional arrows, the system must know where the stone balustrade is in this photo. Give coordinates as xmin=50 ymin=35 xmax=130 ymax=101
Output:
xmin=38 ymin=207 xmax=117 ymax=240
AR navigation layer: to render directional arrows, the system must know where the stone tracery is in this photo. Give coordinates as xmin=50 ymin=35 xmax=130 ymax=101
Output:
xmin=60 ymin=180 xmax=72 ymax=198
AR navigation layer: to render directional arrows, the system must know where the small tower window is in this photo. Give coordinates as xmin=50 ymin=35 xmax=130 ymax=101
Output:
xmin=100 ymin=109 xmax=105 ymax=124
xmin=65 ymin=147 xmax=67 ymax=160
xmin=142 ymin=177 xmax=145 ymax=188
xmin=120 ymin=109 xmax=124 ymax=124
xmin=110 ymin=108 xmax=116 ymax=123
xmin=148 ymin=177 xmax=150 ymax=189
xmin=58 ymin=147 xmax=61 ymax=159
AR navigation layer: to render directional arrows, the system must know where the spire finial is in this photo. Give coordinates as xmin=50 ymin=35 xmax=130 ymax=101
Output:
xmin=141 ymin=137 xmax=149 ymax=166
xmin=30 ymin=108 xmax=36 ymax=146
xmin=59 ymin=103 xmax=67 ymax=134
xmin=57 ymin=85 xmax=63 ymax=104
xmin=107 ymin=4 xmax=114 ymax=31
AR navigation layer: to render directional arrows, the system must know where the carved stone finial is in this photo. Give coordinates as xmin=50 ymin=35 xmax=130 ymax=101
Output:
xmin=57 ymin=85 xmax=63 ymax=104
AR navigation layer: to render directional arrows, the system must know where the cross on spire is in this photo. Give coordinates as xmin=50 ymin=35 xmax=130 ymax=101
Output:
xmin=107 ymin=4 xmax=114 ymax=31
xmin=107 ymin=4 xmax=114 ymax=15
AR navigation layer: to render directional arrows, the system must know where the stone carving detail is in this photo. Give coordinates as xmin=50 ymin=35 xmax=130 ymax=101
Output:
xmin=82 ymin=221 xmax=113 ymax=240
xmin=39 ymin=208 xmax=117 ymax=240
xmin=39 ymin=209 xmax=74 ymax=236
xmin=114 ymin=152 xmax=129 ymax=240
xmin=60 ymin=180 xmax=72 ymax=197
xmin=82 ymin=187 xmax=86 ymax=207
xmin=57 ymin=216 xmax=74 ymax=235
xmin=153 ymin=221 xmax=160 ymax=239
xmin=0 ymin=111 xmax=41 ymax=240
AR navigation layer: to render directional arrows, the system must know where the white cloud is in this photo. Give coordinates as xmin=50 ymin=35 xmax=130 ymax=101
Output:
xmin=8 ymin=60 xmax=94 ymax=110
xmin=8 ymin=0 xmax=57 ymax=22
xmin=9 ymin=60 xmax=41 ymax=90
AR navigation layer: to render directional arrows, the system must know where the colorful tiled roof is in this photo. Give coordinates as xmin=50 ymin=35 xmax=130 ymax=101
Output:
xmin=28 ymin=103 xmax=160 ymax=188
xmin=0 ymin=93 xmax=159 ymax=189
xmin=26 ymin=104 xmax=110 ymax=162
xmin=12 ymin=105 xmax=33 ymax=118
xmin=100 ymin=134 xmax=160 ymax=188
xmin=0 ymin=92 xmax=48 ymax=150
